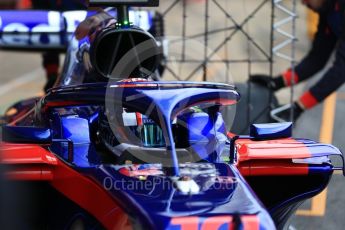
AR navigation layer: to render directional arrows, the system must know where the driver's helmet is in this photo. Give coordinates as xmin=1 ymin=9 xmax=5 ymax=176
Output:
xmin=98 ymin=78 xmax=165 ymax=160
xmin=97 ymin=81 xmax=228 ymax=163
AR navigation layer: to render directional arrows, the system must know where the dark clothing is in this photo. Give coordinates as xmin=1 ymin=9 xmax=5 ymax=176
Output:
xmin=295 ymin=0 xmax=345 ymax=102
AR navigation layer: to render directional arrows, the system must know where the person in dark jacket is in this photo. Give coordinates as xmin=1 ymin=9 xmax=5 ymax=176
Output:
xmin=31 ymin=0 xmax=87 ymax=92
xmin=251 ymin=0 xmax=345 ymax=121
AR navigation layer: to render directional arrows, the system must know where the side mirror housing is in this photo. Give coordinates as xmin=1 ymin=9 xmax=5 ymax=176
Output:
xmin=250 ymin=122 xmax=292 ymax=140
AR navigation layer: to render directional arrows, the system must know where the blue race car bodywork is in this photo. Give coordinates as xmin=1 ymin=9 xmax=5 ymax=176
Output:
xmin=0 ymin=2 xmax=344 ymax=230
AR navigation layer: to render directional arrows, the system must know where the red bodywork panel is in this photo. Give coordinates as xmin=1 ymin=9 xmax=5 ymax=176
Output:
xmin=1 ymin=143 xmax=57 ymax=180
xmin=236 ymin=138 xmax=311 ymax=161
xmin=1 ymin=143 xmax=58 ymax=165
xmin=238 ymin=160 xmax=309 ymax=176
xmin=236 ymin=138 xmax=311 ymax=176
xmin=0 ymin=142 xmax=131 ymax=230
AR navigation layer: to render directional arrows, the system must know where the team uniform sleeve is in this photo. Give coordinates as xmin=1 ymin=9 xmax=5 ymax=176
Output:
xmin=294 ymin=13 xmax=337 ymax=82
xmin=308 ymin=31 xmax=345 ymax=102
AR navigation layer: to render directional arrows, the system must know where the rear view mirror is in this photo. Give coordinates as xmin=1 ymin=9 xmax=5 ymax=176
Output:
xmin=250 ymin=122 xmax=292 ymax=140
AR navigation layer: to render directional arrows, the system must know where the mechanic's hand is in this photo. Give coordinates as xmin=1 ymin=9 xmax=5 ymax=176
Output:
xmin=249 ymin=74 xmax=273 ymax=87
xmin=249 ymin=74 xmax=283 ymax=91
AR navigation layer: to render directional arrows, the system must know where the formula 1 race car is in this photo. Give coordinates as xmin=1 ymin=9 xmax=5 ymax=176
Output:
xmin=0 ymin=1 xmax=344 ymax=230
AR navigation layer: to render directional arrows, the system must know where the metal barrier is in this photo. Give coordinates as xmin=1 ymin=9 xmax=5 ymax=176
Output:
xmin=152 ymin=0 xmax=298 ymax=131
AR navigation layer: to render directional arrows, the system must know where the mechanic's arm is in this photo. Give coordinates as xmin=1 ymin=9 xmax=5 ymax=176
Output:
xmin=299 ymin=33 xmax=345 ymax=108
xmin=293 ymin=14 xmax=337 ymax=83
xmin=251 ymin=14 xmax=338 ymax=90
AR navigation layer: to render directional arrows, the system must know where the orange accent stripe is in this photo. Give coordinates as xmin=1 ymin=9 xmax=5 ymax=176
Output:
xmin=299 ymin=91 xmax=318 ymax=109
xmin=282 ymin=69 xmax=299 ymax=86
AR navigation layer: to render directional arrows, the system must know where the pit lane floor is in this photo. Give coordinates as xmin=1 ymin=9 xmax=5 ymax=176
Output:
xmin=0 ymin=51 xmax=44 ymax=113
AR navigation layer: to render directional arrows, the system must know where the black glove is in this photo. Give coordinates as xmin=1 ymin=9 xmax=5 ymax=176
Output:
xmin=249 ymin=74 xmax=285 ymax=91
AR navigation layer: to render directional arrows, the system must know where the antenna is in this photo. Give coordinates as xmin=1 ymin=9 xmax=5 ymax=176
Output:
xmin=89 ymin=0 xmax=159 ymax=26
